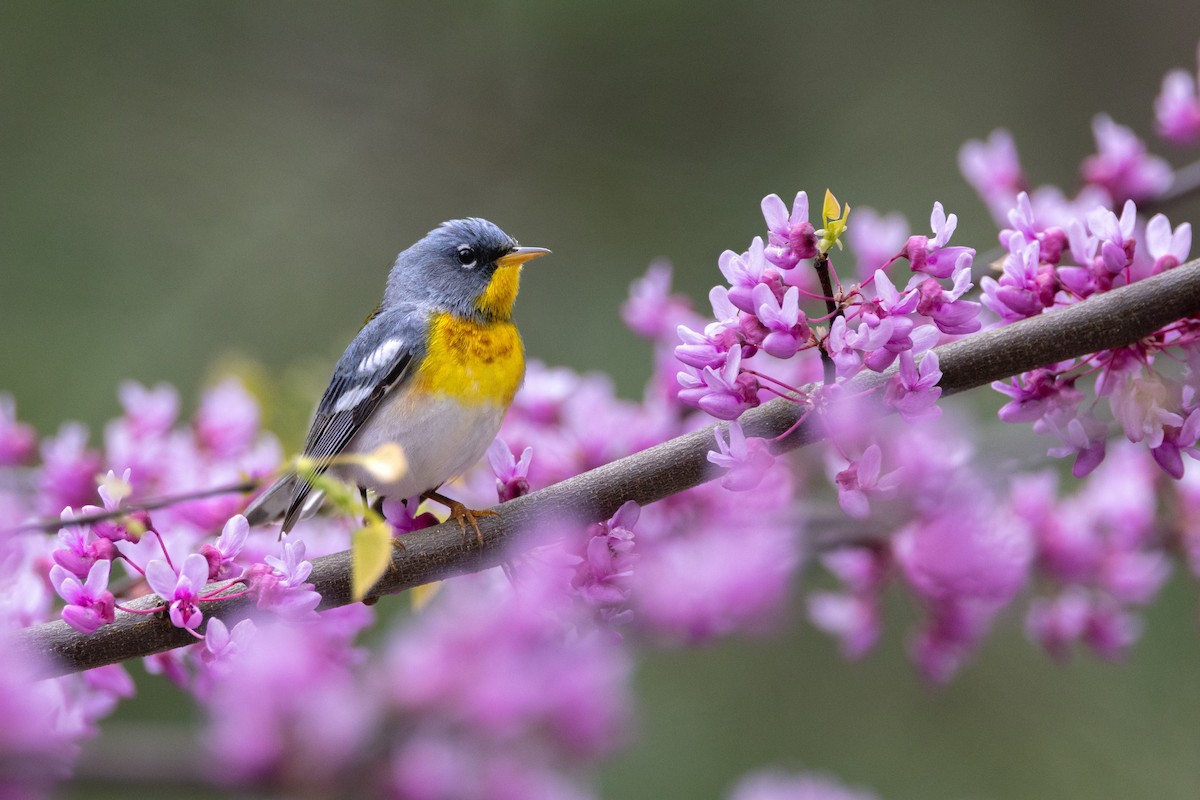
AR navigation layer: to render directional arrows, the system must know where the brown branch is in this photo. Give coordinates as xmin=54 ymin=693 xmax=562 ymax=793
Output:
xmin=16 ymin=259 xmax=1200 ymax=677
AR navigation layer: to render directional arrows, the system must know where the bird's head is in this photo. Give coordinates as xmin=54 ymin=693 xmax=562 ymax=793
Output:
xmin=385 ymin=218 xmax=550 ymax=321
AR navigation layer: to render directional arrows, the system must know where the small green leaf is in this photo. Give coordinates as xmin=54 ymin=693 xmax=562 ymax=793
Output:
xmin=351 ymin=521 xmax=392 ymax=601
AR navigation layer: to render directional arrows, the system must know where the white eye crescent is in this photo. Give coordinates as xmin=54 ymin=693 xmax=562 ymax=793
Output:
xmin=457 ymin=245 xmax=478 ymax=269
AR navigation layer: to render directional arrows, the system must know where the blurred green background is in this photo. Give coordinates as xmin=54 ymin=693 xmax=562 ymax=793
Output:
xmin=3 ymin=1 xmax=1199 ymax=798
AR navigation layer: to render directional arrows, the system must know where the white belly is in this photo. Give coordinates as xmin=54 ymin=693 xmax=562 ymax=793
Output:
xmin=333 ymin=392 xmax=506 ymax=501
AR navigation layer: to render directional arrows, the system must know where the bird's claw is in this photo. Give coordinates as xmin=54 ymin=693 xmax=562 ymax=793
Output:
xmin=447 ymin=502 xmax=497 ymax=547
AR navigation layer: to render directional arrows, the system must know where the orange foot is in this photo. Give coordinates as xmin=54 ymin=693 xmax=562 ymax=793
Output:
xmin=424 ymin=489 xmax=498 ymax=547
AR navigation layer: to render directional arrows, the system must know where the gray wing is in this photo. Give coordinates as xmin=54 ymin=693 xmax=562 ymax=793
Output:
xmin=279 ymin=309 xmax=423 ymax=532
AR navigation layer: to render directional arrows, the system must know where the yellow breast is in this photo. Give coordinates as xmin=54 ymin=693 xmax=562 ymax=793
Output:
xmin=415 ymin=312 xmax=525 ymax=406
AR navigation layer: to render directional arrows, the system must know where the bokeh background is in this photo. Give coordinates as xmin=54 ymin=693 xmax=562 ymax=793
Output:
xmin=3 ymin=2 xmax=1200 ymax=798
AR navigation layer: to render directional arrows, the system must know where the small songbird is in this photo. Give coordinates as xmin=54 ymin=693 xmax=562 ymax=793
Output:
xmin=244 ymin=218 xmax=550 ymax=535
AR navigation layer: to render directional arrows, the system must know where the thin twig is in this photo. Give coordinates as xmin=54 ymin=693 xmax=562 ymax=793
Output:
xmin=4 ymin=479 xmax=261 ymax=535
xmin=15 ymin=259 xmax=1200 ymax=677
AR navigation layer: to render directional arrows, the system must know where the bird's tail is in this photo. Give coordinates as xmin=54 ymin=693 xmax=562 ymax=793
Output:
xmin=243 ymin=474 xmax=297 ymax=527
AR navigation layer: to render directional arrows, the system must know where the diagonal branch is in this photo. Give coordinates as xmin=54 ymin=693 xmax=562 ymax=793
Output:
xmin=17 ymin=259 xmax=1200 ymax=677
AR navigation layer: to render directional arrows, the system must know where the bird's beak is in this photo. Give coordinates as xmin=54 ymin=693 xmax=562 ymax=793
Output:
xmin=496 ymin=246 xmax=552 ymax=268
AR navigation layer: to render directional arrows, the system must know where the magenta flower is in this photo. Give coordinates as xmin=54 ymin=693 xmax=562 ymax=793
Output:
xmin=993 ymin=369 xmax=1083 ymax=425
xmin=572 ymin=501 xmax=639 ymax=625
xmin=621 ymin=260 xmax=696 ymax=340
xmin=894 ymin=508 xmax=1032 ymax=604
xmin=1001 ymin=192 xmax=1069 ymax=265
xmin=752 ymin=284 xmax=808 ymax=359
xmin=709 ymin=420 xmax=775 ymax=492
xmin=761 ymin=191 xmax=818 ymax=269
xmin=958 ymin=128 xmax=1025 ymax=220
xmin=676 ymin=348 xmax=760 ymax=420
xmin=1040 ymin=412 xmax=1108 ymax=478
xmin=250 ymin=541 xmax=321 ymax=619
xmin=83 ymin=469 xmax=148 ymax=543
xmin=487 ymin=438 xmax=533 ymax=503
xmin=1155 ymin=49 xmax=1200 ymax=146
xmin=195 ymin=378 xmax=260 ymax=457
xmin=116 ymin=381 xmax=180 ymax=438
xmin=198 ymin=514 xmax=250 ymax=580
xmin=896 ymin=202 xmax=975 ymax=279
xmin=146 ymin=553 xmax=210 ymax=630
xmin=38 ymin=423 xmax=102 ymax=515
xmin=884 ymin=350 xmax=942 ymax=422
xmin=1081 ymin=114 xmax=1172 ymax=204
xmin=381 ymin=496 xmax=440 ymax=534
xmin=1108 ymin=373 xmax=1184 ymax=449
xmin=719 ymin=237 xmax=777 ymax=314
xmin=914 ymin=262 xmax=982 ymax=335
xmin=1145 ymin=212 xmax=1192 ymax=273
xmin=847 ymin=207 xmax=909 ymax=279
xmin=49 ymin=560 xmax=116 ymax=635
xmin=807 ymin=590 xmax=881 ymax=660
xmin=1152 ymin=406 xmax=1200 ymax=479
xmin=833 ymin=444 xmax=898 ymax=519
xmin=0 ymin=394 xmax=35 ymax=466
xmin=52 ymin=512 xmax=116 ymax=579
xmin=827 ymin=315 xmax=895 ymax=379
xmin=980 ymin=237 xmax=1055 ymax=322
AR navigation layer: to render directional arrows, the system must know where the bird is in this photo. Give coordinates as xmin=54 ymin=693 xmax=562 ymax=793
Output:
xmin=244 ymin=217 xmax=550 ymax=537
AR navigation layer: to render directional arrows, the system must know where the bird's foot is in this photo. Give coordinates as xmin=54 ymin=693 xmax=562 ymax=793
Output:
xmin=424 ymin=489 xmax=496 ymax=547
xmin=447 ymin=502 xmax=497 ymax=547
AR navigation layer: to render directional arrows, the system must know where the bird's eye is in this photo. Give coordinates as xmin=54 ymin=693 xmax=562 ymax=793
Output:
xmin=457 ymin=246 xmax=477 ymax=269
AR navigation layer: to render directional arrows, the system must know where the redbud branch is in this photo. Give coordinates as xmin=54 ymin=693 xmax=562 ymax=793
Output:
xmin=813 ymin=252 xmax=840 ymax=383
xmin=17 ymin=258 xmax=1200 ymax=677
xmin=4 ymin=478 xmax=260 ymax=535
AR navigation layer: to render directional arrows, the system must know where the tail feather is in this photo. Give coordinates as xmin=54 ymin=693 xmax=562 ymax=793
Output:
xmin=243 ymin=475 xmax=297 ymax=527
xmin=244 ymin=474 xmax=327 ymax=532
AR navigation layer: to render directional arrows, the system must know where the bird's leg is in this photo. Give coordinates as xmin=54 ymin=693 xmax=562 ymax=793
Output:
xmin=422 ymin=489 xmax=497 ymax=547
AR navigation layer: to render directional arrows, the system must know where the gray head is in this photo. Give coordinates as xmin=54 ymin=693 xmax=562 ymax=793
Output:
xmin=383 ymin=218 xmax=550 ymax=321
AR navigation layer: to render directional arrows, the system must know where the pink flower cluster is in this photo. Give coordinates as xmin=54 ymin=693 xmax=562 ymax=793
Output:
xmin=963 ymin=127 xmax=1198 ymax=479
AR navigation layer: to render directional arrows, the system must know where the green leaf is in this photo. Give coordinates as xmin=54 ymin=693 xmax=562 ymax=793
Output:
xmin=351 ymin=520 xmax=392 ymax=601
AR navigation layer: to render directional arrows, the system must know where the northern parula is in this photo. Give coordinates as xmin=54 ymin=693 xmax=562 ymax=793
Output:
xmin=244 ymin=218 xmax=550 ymax=535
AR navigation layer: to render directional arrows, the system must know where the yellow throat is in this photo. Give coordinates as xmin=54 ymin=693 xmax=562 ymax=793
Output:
xmin=415 ymin=265 xmax=526 ymax=406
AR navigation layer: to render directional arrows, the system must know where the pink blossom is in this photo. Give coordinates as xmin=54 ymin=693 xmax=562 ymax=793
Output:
xmin=1144 ymin=212 xmax=1192 ymax=272
xmin=1155 ymin=58 xmax=1200 ymax=145
xmin=49 ymin=560 xmax=116 ymax=635
xmin=0 ymin=394 xmax=35 ymax=466
xmin=146 ymin=553 xmax=211 ymax=630
xmin=833 ymin=444 xmax=898 ymax=519
xmin=896 ymin=202 xmax=975 ymax=279
xmin=761 ymin=191 xmax=818 ymax=269
xmin=958 ymin=128 xmax=1025 ymax=221
xmin=1081 ymin=115 xmax=1172 ymax=204
xmin=677 ymin=348 xmax=760 ymax=420
xmin=198 ymin=514 xmax=250 ymax=580
xmin=884 ymin=350 xmax=942 ymax=422
xmin=621 ymin=260 xmax=697 ymax=340
xmin=487 ymin=438 xmax=533 ymax=503
xmin=847 ymin=208 xmax=909 ymax=280
xmin=709 ymin=420 xmax=776 ymax=492
xmin=719 ymin=237 xmax=777 ymax=314
xmin=195 ymin=378 xmax=261 ymax=457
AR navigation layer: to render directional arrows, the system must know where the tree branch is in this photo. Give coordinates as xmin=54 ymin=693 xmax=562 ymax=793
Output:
xmin=17 ymin=259 xmax=1200 ymax=677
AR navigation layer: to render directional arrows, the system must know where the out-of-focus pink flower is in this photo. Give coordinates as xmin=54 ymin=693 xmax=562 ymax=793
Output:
xmin=709 ymin=421 xmax=775 ymax=492
xmin=884 ymin=350 xmax=942 ymax=422
xmin=1081 ymin=115 xmax=1172 ymax=204
xmin=1155 ymin=47 xmax=1200 ymax=146
xmin=195 ymin=378 xmax=261 ymax=457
